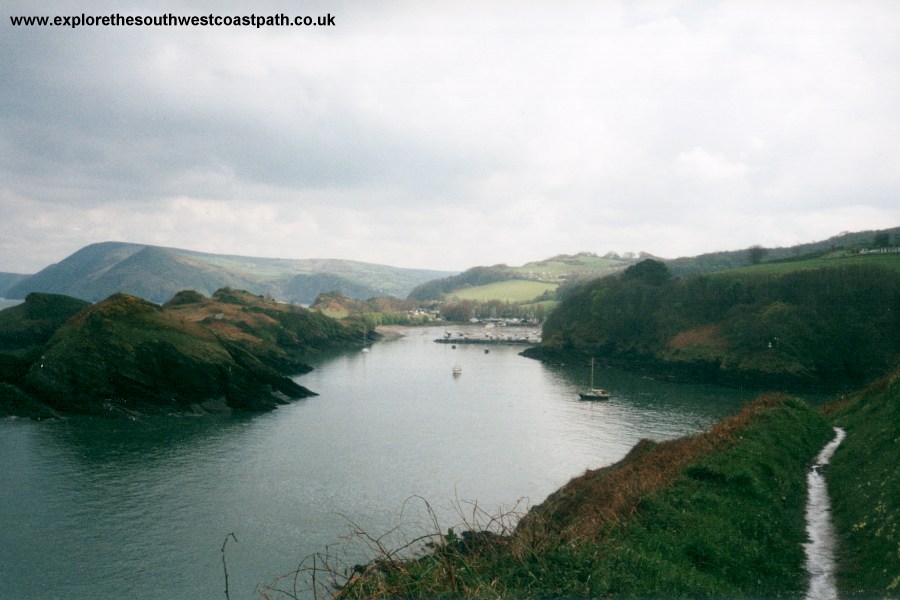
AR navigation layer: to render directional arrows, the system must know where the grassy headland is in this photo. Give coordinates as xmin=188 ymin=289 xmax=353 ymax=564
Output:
xmin=310 ymin=395 xmax=833 ymax=599
xmin=526 ymin=256 xmax=900 ymax=391
xmin=0 ymin=288 xmax=365 ymax=418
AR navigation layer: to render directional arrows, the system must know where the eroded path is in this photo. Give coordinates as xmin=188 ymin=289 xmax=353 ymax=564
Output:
xmin=804 ymin=427 xmax=846 ymax=600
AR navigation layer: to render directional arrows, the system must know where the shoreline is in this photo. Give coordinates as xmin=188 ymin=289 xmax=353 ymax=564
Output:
xmin=374 ymin=325 xmax=409 ymax=341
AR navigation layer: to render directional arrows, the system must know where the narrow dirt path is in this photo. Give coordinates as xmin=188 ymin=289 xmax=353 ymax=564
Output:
xmin=803 ymin=427 xmax=846 ymax=600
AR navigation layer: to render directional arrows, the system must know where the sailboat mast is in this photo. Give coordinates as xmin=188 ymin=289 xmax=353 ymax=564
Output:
xmin=590 ymin=357 xmax=594 ymax=388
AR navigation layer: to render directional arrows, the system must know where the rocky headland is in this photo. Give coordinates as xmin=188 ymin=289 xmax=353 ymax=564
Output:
xmin=0 ymin=288 xmax=368 ymax=418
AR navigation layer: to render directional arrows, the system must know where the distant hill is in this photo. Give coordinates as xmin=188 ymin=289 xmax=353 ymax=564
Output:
xmin=0 ymin=272 xmax=30 ymax=297
xmin=665 ymin=226 xmax=900 ymax=276
xmin=6 ymin=242 xmax=455 ymax=305
xmin=407 ymin=252 xmax=640 ymax=302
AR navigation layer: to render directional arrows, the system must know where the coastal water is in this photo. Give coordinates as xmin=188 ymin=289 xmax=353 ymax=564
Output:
xmin=1 ymin=326 xmax=757 ymax=599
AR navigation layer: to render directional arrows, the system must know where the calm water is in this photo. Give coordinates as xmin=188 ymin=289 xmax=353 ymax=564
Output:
xmin=0 ymin=326 xmax=757 ymax=599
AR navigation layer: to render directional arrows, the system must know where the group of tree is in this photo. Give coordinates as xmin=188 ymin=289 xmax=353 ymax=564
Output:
xmin=531 ymin=258 xmax=900 ymax=390
xmin=439 ymin=297 xmax=549 ymax=323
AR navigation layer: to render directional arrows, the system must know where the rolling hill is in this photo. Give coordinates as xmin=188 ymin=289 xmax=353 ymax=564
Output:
xmin=407 ymin=252 xmax=641 ymax=302
xmin=408 ymin=228 xmax=900 ymax=307
xmin=5 ymin=242 xmax=456 ymax=305
xmin=0 ymin=289 xmax=366 ymax=417
xmin=528 ymin=255 xmax=900 ymax=390
xmin=666 ymin=226 xmax=900 ymax=276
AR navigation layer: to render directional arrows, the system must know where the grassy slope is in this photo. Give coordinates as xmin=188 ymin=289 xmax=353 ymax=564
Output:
xmin=825 ymin=367 xmax=900 ymax=596
xmin=450 ymin=280 xmax=558 ymax=302
xmin=334 ymin=395 xmax=832 ymax=599
xmin=439 ymin=254 xmax=634 ymax=304
xmin=512 ymin=254 xmax=630 ymax=278
xmin=9 ymin=241 xmax=455 ymax=304
xmin=535 ymin=257 xmax=900 ymax=391
xmin=0 ymin=288 xmax=361 ymax=416
xmin=715 ymin=252 xmax=900 ymax=277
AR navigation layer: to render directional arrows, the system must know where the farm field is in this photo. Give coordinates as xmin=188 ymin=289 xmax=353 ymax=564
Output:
xmin=450 ymin=279 xmax=558 ymax=302
xmin=511 ymin=254 xmax=630 ymax=278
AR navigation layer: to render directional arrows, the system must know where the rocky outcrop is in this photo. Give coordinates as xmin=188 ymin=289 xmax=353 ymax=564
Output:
xmin=0 ymin=289 xmax=362 ymax=418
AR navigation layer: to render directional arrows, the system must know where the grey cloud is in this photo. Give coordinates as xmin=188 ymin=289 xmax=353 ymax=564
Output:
xmin=1 ymin=0 xmax=898 ymax=274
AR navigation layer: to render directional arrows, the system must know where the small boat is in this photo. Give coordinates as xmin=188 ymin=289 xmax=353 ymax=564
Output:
xmin=579 ymin=358 xmax=610 ymax=400
xmin=452 ymin=364 xmax=462 ymax=375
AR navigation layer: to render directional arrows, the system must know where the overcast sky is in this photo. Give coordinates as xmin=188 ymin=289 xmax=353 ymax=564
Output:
xmin=1 ymin=0 xmax=898 ymax=274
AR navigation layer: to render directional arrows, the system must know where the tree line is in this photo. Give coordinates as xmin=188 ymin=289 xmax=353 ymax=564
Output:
xmin=535 ymin=259 xmax=900 ymax=389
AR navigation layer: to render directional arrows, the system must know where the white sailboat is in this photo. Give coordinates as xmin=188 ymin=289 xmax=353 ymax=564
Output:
xmin=579 ymin=358 xmax=610 ymax=400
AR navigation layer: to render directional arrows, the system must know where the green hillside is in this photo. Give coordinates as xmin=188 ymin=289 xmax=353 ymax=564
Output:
xmin=666 ymin=226 xmax=900 ymax=276
xmin=0 ymin=288 xmax=364 ymax=418
xmin=7 ymin=242 xmax=455 ymax=305
xmin=512 ymin=252 xmax=635 ymax=280
xmin=408 ymin=253 xmax=637 ymax=307
xmin=0 ymin=293 xmax=90 ymax=352
xmin=713 ymin=251 xmax=900 ymax=277
xmin=450 ymin=280 xmax=558 ymax=302
xmin=527 ymin=256 xmax=900 ymax=390
xmin=825 ymin=367 xmax=900 ymax=596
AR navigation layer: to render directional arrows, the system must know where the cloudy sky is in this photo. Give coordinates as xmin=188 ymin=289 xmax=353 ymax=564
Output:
xmin=2 ymin=0 xmax=898 ymax=274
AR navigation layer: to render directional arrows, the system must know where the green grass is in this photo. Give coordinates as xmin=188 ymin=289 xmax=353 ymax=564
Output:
xmin=315 ymin=395 xmax=833 ymax=599
xmin=825 ymin=367 xmax=900 ymax=596
xmin=512 ymin=254 xmax=628 ymax=277
xmin=716 ymin=252 xmax=900 ymax=277
xmin=520 ymin=299 xmax=558 ymax=312
xmin=450 ymin=280 xmax=558 ymax=302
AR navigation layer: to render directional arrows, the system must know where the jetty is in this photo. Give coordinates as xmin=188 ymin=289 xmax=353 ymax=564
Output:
xmin=434 ymin=331 xmax=540 ymax=346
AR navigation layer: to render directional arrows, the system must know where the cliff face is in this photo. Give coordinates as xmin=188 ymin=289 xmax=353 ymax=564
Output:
xmin=0 ymin=289 xmax=361 ymax=418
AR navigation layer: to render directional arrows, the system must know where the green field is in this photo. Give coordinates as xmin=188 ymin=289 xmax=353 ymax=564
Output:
xmin=450 ymin=279 xmax=558 ymax=302
xmin=512 ymin=253 xmax=630 ymax=279
xmin=717 ymin=252 xmax=900 ymax=276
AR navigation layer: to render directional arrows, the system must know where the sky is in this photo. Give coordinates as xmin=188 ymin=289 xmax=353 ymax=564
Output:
xmin=1 ymin=0 xmax=899 ymax=274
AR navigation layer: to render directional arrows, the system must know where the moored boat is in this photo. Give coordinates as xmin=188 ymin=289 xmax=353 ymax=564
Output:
xmin=579 ymin=358 xmax=610 ymax=400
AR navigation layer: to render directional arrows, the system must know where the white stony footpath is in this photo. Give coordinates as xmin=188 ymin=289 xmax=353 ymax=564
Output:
xmin=804 ymin=427 xmax=846 ymax=600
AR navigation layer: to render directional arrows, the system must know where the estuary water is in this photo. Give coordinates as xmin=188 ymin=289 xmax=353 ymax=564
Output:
xmin=1 ymin=325 xmax=757 ymax=599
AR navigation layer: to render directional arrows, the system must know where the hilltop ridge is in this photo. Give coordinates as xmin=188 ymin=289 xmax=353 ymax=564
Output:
xmin=4 ymin=241 xmax=456 ymax=304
